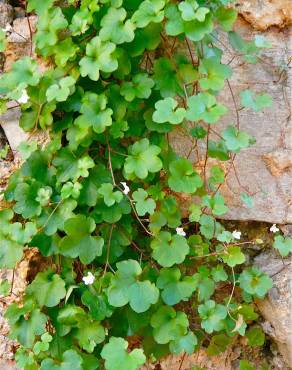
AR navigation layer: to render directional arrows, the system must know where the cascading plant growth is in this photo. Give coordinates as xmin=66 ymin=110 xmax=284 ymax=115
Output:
xmin=0 ymin=0 xmax=291 ymax=369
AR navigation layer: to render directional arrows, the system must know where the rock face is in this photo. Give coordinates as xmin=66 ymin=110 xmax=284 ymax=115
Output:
xmin=235 ymin=0 xmax=292 ymax=30
xmin=254 ymin=251 xmax=292 ymax=367
xmin=0 ymin=2 xmax=13 ymax=29
xmin=171 ymin=17 xmax=292 ymax=224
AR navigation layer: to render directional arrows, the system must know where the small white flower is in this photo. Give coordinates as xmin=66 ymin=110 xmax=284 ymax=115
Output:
xmin=232 ymin=230 xmax=241 ymax=240
xmin=270 ymin=224 xmax=279 ymax=233
xmin=2 ymin=24 xmax=12 ymax=33
xmin=17 ymin=89 xmax=29 ymax=104
xmin=176 ymin=227 xmax=186 ymax=237
xmin=120 ymin=181 xmax=130 ymax=195
xmin=82 ymin=272 xmax=95 ymax=285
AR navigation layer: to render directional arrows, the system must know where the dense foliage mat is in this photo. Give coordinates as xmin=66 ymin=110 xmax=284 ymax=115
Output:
xmin=0 ymin=0 xmax=291 ymax=369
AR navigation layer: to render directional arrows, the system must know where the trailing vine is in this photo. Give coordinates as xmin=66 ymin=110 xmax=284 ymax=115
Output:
xmin=0 ymin=0 xmax=291 ymax=369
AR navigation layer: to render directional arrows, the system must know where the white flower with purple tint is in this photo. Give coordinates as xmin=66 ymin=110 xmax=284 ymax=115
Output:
xmin=82 ymin=272 xmax=95 ymax=285
xmin=232 ymin=230 xmax=241 ymax=240
xmin=176 ymin=227 xmax=186 ymax=237
xmin=120 ymin=182 xmax=130 ymax=195
xmin=17 ymin=89 xmax=29 ymax=104
xmin=270 ymin=224 xmax=279 ymax=233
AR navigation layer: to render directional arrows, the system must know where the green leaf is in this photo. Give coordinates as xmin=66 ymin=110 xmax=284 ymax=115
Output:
xmin=124 ymin=138 xmax=162 ymax=179
xmin=0 ymin=28 xmax=7 ymax=53
xmin=18 ymin=141 xmax=37 ymax=160
xmin=186 ymin=93 xmax=227 ymax=124
xmin=0 ymin=236 xmax=23 ymax=269
xmin=165 ymin=3 xmax=213 ymax=41
xmin=198 ymin=300 xmax=227 ymax=333
xmin=240 ymin=90 xmax=272 ymax=112
xmin=239 ymin=360 xmax=256 ymax=370
xmin=209 ymin=166 xmax=225 ymax=186
xmin=59 ymin=215 xmax=103 ymax=264
xmin=153 ymin=57 xmax=182 ymax=97
xmin=157 ymin=268 xmax=197 ymax=305
xmin=81 ymin=291 xmax=113 ymax=321
xmin=79 ymin=165 xmax=112 ymax=206
xmin=57 ymin=304 xmax=85 ymax=326
xmin=132 ymin=188 xmax=156 ymax=216
xmin=208 ymin=140 xmax=229 ymax=161
xmin=202 ymin=194 xmax=228 ymax=216
xmin=46 ymin=76 xmax=76 ymax=102
xmin=206 ymin=333 xmax=231 ymax=356
xmin=53 ymin=38 xmax=78 ymax=67
xmin=240 ymin=193 xmax=254 ymax=208
xmin=178 ymin=0 xmax=209 ymax=22
xmin=151 ymin=231 xmax=190 ymax=267
xmin=215 ymin=7 xmax=237 ymax=31
xmin=26 ymin=270 xmax=66 ymax=307
xmin=0 ymin=279 xmax=10 ymax=296
xmin=40 ymin=350 xmax=83 ymax=370
xmin=239 ymin=267 xmax=273 ymax=298
xmin=15 ymin=348 xmax=37 ymax=369
xmin=0 ymin=144 xmax=9 ymax=159
xmin=168 ymin=158 xmax=203 ymax=193
xmin=189 ymin=204 xmax=202 ymax=222
xmin=37 ymin=199 xmax=77 ymax=236
xmin=165 ymin=4 xmax=184 ymax=36
xmin=100 ymin=7 xmax=135 ymax=45
xmin=211 ymin=265 xmax=228 ymax=282
xmin=238 ymin=304 xmax=259 ymax=321
xmin=254 ymin=35 xmax=272 ymax=48
xmin=8 ymin=308 xmax=47 ymax=348
xmin=193 ymin=271 xmax=215 ymax=301
xmin=36 ymin=186 xmax=52 ymax=206
xmin=101 ymin=337 xmax=146 ymax=370
xmin=35 ymin=8 xmax=68 ymax=50
xmin=121 ymin=73 xmax=154 ymax=102
xmin=61 ymin=182 xmax=82 ymax=200
xmin=222 ymin=126 xmax=252 ymax=152
xmin=69 ymin=8 xmax=93 ymax=36
xmin=199 ymin=214 xmax=223 ymax=239
xmin=273 ymin=235 xmax=292 ymax=257
xmin=98 ymin=183 xmax=123 ymax=207
xmin=153 ymin=97 xmax=186 ymax=125
xmin=107 ymin=259 xmax=159 ymax=313
xmin=27 ymin=0 xmax=54 ymax=15
xmin=74 ymin=92 xmax=113 ymax=134
xmin=79 ymin=36 xmax=118 ymax=81
xmin=95 ymin=197 xmax=131 ymax=224
xmin=13 ymin=182 xmax=42 ymax=218
xmin=0 ymin=57 xmax=40 ymax=98
xmin=33 ymin=332 xmax=52 ymax=355
xmin=150 ymin=306 xmax=189 ymax=344
xmin=222 ymin=246 xmax=245 ymax=267
xmin=75 ymin=320 xmax=105 ymax=352
xmin=169 ymin=331 xmax=197 ymax=354
xmin=246 ymin=327 xmax=265 ymax=347
xmin=132 ymin=0 xmax=165 ymax=28
xmin=199 ymin=57 xmax=232 ymax=91
xmin=53 ymin=148 xmax=94 ymax=182
xmin=149 ymin=196 xmax=182 ymax=232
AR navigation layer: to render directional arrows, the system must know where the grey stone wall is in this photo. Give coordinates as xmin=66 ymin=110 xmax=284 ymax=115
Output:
xmin=171 ymin=18 xmax=292 ymax=224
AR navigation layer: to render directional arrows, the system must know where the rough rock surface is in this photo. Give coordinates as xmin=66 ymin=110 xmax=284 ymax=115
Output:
xmin=0 ymin=250 xmax=37 ymax=366
xmin=254 ymin=251 xmax=292 ymax=367
xmin=171 ymin=18 xmax=292 ymax=224
xmin=141 ymin=337 xmax=289 ymax=370
xmin=235 ymin=0 xmax=292 ymax=30
xmin=0 ymin=2 xmax=13 ymax=29
xmin=0 ymin=2 xmax=291 ymax=370
xmin=4 ymin=15 xmax=37 ymax=70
